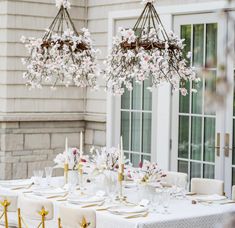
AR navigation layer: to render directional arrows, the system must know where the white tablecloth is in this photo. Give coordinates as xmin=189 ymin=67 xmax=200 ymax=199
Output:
xmin=0 ymin=178 xmax=234 ymax=228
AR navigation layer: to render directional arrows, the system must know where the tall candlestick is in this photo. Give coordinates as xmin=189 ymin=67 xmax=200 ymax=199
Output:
xmin=80 ymin=132 xmax=83 ymax=157
xmin=120 ymin=136 xmax=124 ymax=164
xmin=65 ymin=137 xmax=68 ymax=163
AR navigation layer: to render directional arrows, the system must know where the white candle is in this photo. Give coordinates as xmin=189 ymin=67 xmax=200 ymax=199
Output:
xmin=65 ymin=137 xmax=68 ymax=163
xmin=120 ymin=136 xmax=124 ymax=164
xmin=80 ymin=131 xmax=83 ymax=157
xmin=118 ymin=143 xmax=122 ymax=173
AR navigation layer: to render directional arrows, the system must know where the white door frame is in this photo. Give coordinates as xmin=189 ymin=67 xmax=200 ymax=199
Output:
xmin=106 ymin=0 xmax=233 ymax=171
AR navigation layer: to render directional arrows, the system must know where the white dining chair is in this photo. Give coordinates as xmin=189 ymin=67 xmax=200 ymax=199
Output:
xmin=191 ymin=178 xmax=224 ymax=195
xmin=162 ymin=171 xmax=188 ymax=188
xmin=18 ymin=195 xmax=56 ymax=228
xmin=0 ymin=193 xmax=18 ymax=228
xmin=232 ymin=185 xmax=235 ymax=200
xmin=58 ymin=204 xmax=96 ymax=228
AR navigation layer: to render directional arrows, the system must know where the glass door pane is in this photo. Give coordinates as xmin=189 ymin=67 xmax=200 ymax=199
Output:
xmin=121 ymin=79 xmax=152 ymax=166
xmin=173 ymin=14 xmax=219 ymax=182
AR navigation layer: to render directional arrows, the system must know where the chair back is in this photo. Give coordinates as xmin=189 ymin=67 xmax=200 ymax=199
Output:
xmin=162 ymin=171 xmax=188 ymax=188
xmin=59 ymin=204 xmax=95 ymax=228
xmin=191 ymin=178 xmax=224 ymax=195
xmin=18 ymin=195 xmax=53 ymax=221
xmin=232 ymin=185 xmax=235 ymax=201
xmin=0 ymin=194 xmax=18 ymax=212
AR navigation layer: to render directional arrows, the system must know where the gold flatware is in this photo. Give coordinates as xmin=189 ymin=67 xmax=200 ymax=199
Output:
xmin=220 ymin=200 xmax=235 ymax=205
xmin=81 ymin=201 xmax=104 ymax=208
xmin=186 ymin=192 xmax=197 ymax=196
xmin=124 ymin=212 xmax=149 ymax=219
xmin=11 ymin=183 xmax=34 ymax=191
xmin=47 ymin=193 xmax=68 ymax=199
xmin=57 ymin=198 xmax=68 ymax=202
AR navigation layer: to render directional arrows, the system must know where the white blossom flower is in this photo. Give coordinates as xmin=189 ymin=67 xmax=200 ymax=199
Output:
xmin=21 ymin=28 xmax=100 ymax=89
xmin=55 ymin=0 xmax=71 ymax=9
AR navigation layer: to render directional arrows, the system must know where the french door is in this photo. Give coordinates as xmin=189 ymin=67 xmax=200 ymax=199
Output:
xmin=171 ymin=13 xmax=231 ymax=193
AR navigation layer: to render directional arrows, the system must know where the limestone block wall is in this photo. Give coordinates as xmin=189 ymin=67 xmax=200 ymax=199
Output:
xmin=0 ymin=121 xmax=85 ymax=179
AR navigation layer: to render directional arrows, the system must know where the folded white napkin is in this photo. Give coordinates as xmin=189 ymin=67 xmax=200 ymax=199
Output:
xmin=0 ymin=179 xmax=33 ymax=188
xmin=108 ymin=206 xmax=147 ymax=215
xmin=33 ymin=187 xmax=66 ymax=196
xmin=68 ymin=195 xmax=105 ymax=204
xmin=195 ymin=194 xmax=227 ymax=201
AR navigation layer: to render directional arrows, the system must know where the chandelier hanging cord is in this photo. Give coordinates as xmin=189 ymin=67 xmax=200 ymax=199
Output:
xmin=133 ymin=2 xmax=169 ymax=41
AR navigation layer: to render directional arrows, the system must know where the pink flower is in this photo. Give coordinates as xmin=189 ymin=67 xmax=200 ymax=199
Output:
xmin=139 ymin=161 xmax=143 ymax=168
xmin=180 ymin=88 xmax=188 ymax=96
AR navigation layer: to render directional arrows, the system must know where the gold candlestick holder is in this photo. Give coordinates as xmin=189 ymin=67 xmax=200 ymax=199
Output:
xmin=78 ymin=162 xmax=84 ymax=190
xmin=64 ymin=163 xmax=69 ymax=184
xmin=117 ymin=164 xmax=125 ymax=202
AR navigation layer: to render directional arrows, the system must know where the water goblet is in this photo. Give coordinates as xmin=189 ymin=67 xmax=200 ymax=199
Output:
xmin=162 ymin=189 xmax=171 ymax=214
xmin=33 ymin=170 xmax=44 ymax=186
xmin=45 ymin=167 xmax=53 ymax=186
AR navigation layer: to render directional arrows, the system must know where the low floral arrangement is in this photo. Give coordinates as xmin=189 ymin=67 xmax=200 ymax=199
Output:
xmin=54 ymin=148 xmax=88 ymax=170
xmin=129 ymin=160 xmax=166 ymax=183
xmin=90 ymin=147 xmax=120 ymax=173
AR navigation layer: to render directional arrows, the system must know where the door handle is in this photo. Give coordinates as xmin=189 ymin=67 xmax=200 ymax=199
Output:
xmin=224 ymin=133 xmax=232 ymax=157
xmin=208 ymin=133 xmax=220 ymax=157
xmin=216 ymin=132 xmax=220 ymax=157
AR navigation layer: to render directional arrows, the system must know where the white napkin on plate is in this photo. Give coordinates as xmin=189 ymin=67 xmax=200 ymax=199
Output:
xmin=33 ymin=187 xmax=66 ymax=197
xmin=195 ymin=194 xmax=227 ymax=201
xmin=108 ymin=206 xmax=147 ymax=215
xmin=68 ymin=195 xmax=105 ymax=204
xmin=0 ymin=179 xmax=33 ymax=188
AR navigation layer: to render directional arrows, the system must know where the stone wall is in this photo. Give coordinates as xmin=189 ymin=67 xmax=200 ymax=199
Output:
xmin=0 ymin=121 xmax=85 ymax=179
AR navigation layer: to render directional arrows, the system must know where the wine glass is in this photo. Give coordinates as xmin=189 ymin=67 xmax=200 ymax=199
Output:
xmin=45 ymin=167 xmax=53 ymax=187
xmin=33 ymin=170 xmax=44 ymax=186
xmin=162 ymin=189 xmax=171 ymax=214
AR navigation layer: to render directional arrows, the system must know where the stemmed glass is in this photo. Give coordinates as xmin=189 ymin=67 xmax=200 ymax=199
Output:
xmin=162 ymin=189 xmax=171 ymax=214
xmin=33 ymin=170 xmax=44 ymax=186
xmin=45 ymin=167 xmax=53 ymax=187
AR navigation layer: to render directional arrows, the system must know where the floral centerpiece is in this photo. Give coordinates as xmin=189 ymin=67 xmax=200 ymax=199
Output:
xmin=54 ymin=148 xmax=87 ymax=170
xmin=129 ymin=160 xmax=166 ymax=184
xmin=104 ymin=0 xmax=199 ymax=95
xmin=90 ymin=147 xmax=120 ymax=174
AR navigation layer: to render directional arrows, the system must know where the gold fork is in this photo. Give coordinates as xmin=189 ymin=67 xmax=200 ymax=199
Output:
xmin=47 ymin=193 xmax=68 ymax=199
xmin=124 ymin=212 xmax=149 ymax=219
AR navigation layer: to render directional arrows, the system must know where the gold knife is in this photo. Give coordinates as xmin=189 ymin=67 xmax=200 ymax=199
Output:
xmin=124 ymin=212 xmax=149 ymax=219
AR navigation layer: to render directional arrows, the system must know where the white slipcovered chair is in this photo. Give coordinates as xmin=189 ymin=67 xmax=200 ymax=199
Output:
xmin=58 ymin=204 xmax=96 ymax=228
xmin=18 ymin=195 xmax=56 ymax=228
xmin=0 ymin=192 xmax=18 ymax=228
xmin=191 ymin=178 xmax=224 ymax=195
xmin=162 ymin=171 xmax=188 ymax=188
xmin=232 ymin=186 xmax=235 ymax=201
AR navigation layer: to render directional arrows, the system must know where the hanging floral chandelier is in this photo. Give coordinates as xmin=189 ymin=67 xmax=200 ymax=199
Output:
xmin=104 ymin=0 xmax=199 ymax=95
xmin=21 ymin=0 xmax=100 ymax=89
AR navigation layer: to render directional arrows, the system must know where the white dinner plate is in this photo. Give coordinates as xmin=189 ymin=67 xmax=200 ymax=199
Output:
xmin=108 ymin=206 xmax=148 ymax=215
xmin=33 ymin=187 xmax=67 ymax=196
xmin=194 ymin=194 xmax=227 ymax=202
xmin=0 ymin=179 xmax=33 ymax=188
